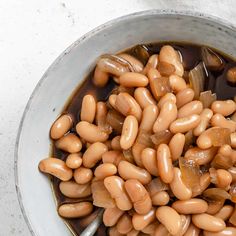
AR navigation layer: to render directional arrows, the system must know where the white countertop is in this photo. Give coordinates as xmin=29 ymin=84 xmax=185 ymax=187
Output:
xmin=1 ymin=0 xmax=236 ymax=235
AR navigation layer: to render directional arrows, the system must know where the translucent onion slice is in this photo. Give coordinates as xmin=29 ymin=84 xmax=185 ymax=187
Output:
xmin=106 ymin=109 xmax=125 ymax=134
xmin=91 ymin=179 xmax=115 ymax=208
xmin=150 ymin=130 xmax=173 ymax=146
xmin=183 ymin=130 xmax=195 ymax=152
xmin=203 ymin=188 xmax=231 ymax=201
xmin=199 ymin=90 xmax=217 ymax=108
xmin=136 ymin=130 xmax=154 ymax=147
xmin=123 ymin=149 xmax=135 ymax=163
xmin=211 ymin=154 xmax=233 ymax=169
xmin=179 ymin=157 xmax=201 ymax=189
xmin=145 ymin=177 xmax=169 ymax=196
xmin=132 ymin=44 xmax=150 ymax=64
xmin=189 ymin=62 xmax=207 ymax=99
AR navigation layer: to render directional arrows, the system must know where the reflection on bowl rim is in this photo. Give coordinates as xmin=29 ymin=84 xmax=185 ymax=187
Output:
xmin=14 ymin=9 xmax=236 ymax=236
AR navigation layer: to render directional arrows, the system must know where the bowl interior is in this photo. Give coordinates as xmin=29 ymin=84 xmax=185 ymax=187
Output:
xmin=15 ymin=10 xmax=236 ymax=236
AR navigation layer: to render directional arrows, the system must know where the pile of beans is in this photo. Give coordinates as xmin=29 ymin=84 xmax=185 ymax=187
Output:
xmin=39 ymin=45 xmax=236 ymax=236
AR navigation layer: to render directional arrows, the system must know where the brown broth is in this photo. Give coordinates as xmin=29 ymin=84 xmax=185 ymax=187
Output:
xmin=51 ymin=42 xmax=236 ymax=236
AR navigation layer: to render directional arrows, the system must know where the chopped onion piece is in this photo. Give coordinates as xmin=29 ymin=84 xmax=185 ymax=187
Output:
xmin=203 ymin=188 xmax=231 ymax=201
xmin=199 ymin=90 xmax=217 ymax=108
xmin=145 ymin=177 xmax=169 ymax=196
xmin=183 ymin=130 xmax=195 ymax=153
xmin=106 ymin=109 xmax=125 ymax=134
xmin=123 ymin=149 xmax=135 ymax=163
xmin=133 ymin=44 xmax=150 ymax=64
xmin=211 ymin=153 xmax=233 ymax=169
xmin=137 ymin=130 xmax=154 ymax=147
xmin=189 ymin=62 xmax=207 ymax=99
xmin=150 ymin=130 xmax=173 ymax=146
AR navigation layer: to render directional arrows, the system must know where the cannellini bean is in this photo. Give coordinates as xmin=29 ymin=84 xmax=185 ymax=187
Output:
xmin=169 ymin=74 xmax=187 ymax=93
xmin=120 ymin=115 xmax=138 ymax=150
xmin=228 ymin=167 xmax=236 ymax=182
xmin=211 ymin=100 xmax=236 ymax=116
xmin=192 ymin=213 xmax=226 ymax=232
xmin=116 ymin=213 xmax=133 ymax=234
xmin=159 ymin=45 xmax=184 ymax=76
xmin=151 ymin=191 xmax=169 ymax=206
xmin=59 ymin=181 xmax=91 ymax=198
xmin=39 ymin=158 xmax=72 ymax=181
xmin=157 ymin=144 xmax=174 ymax=184
xmin=213 ymin=169 xmax=232 ymax=188
xmin=102 ymin=150 xmax=125 ymax=166
xmin=178 ymin=100 xmax=203 ymax=118
xmin=140 ymin=105 xmax=159 ymax=132
xmin=108 ymin=226 xmax=124 ymax=236
xmin=230 ymin=132 xmax=236 ymax=148
xmin=94 ymin=163 xmax=117 ymax=179
xmin=193 ymin=108 xmax=214 ymax=136
xmin=76 ymin=121 xmax=109 ymax=143
xmin=141 ymin=148 xmax=158 ymax=176
xmin=55 ymin=133 xmax=82 ymax=153
xmin=176 ymin=88 xmax=195 ymax=108
xmin=153 ymin=100 xmax=177 ymax=133
xmin=111 ymin=136 xmax=122 ymax=150
xmin=104 ymin=176 xmax=132 ymax=211
xmin=58 ymin=202 xmax=93 ymax=218
xmin=141 ymin=222 xmax=159 ymax=235
xmin=74 ymin=167 xmax=93 ymax=184
xmin=170 ymin=167 xmax=192 ymax=200
xmin=103 ymin=207 xmax=124 ymax=227
xmin=218 ymin=144 xmax=236 ymax=164
xmin=119 ymin=72 xmax=149 ymax=87
xmin=169 ymin=133 xmax=185 ymax=161
xmin=80 ymin=94 xmax=96 ymax=123
xmin=95 ymin=101 xmax=107 ymax=125
xmin=66 ymin=153 xmax=82 ymax=169
xmin=127 ymin=229 xmax=139 ymax=236
xmin=115 ymin=92 xmax=142 ymax=121
xmin=93 ymin=66 xmax=109 ymax=87
xmin=203 ymin=227 xmax=236 ymax=236
xmin=119 ymin=53 xmax=144 ymax=72
xmin=214 ymin=205 xmax=234 ymax=221
xmin=184 ymin=223 xmax=200 ymax=236
xmin=172 ymin=198 xmax=208 ymax=214
xmin=170 ymin=114 xmax=200 ymax=133
xmin=211 ymin=113 xmax=236 ymax=132
xmin=109 ymin=94 xmax=117 ymax=108
xmin=125 ymin=179 xmax=152 ymax=214
xmin=158 ymin=92 xmax=176 ymax=108
xmin=156 ymin=206 xmax=181 ymax=235
xmin=132 ymin=142 xmax=146 ymax=167
xmin=118 ymin=161 xmax=151 ymax=184
xmin=142 ymin=54 xmax=158 ymax=75
xmin=132 ymin=208 xmax=156 ymax=230
xmin=134 ymin=87 xmax=156 ymax=109
xmin=154 ymin=224 xmax=170 ymax=236
xmin=50 ymin=114 xmax=73 ymax=139
xmin=83 ymin=142 xmax=108 ymax=168
xmin=175 ymin=215 xmax=191 ymax=236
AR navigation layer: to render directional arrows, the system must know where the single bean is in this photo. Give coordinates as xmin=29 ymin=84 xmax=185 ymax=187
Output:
xmin=119 ymin=53 xmax=144 ymax=72
xmin=170 ymin=167 xmax=192 ymax=200
xmin=58 ymin=202 xmax=93 ymax=218
xmin=81 ymin=94 xmax=96 ymax=123
xmin=228 ymin=167 xmax=236 ymax=183
xmin=94 ymin=163 xmax=117 ymax=179
xmin=230 ymin=132 xmax=236 ymax=148
xmin=38 ymin=158 xmax=72 ymax=181
xmin=120 ymin=115 xmax=138 ymax=150
xmin=218 ymin=144 xmax=236 ymax=164
xmin=214 ymin=169 xmax=232 ymax=188
xmin=95 ymin=101 xmax=107 ymax=126
xmin=127 ymin=229 xmax=139 ymax=236
xmin=119 ymin=72 xmax=149 ymax=87
xmin=211 ymin=113 xmax=236 ymax=132
xmin=76 ymin=121 xmax=109 ymax=143
xmin=154 ymin=224 xmax=170 ymax=236
xmin=109 ymin=94 xmax=117 ymax=108
xmin=134 ymin=87 xmax=156 ymax=109
xmin=111 ymin=136 xmax=122 ymax=150
xmin=83 ymin=142 xmax=108 ymax=168
xmin=59 ymin=181 xmax=91 ymax=198
xmin=104 ymin=176 xmax=132 ymax=211
xmin=142 ymin=54 xmax=158 ymax=75
xmin=55 ymin=133 xmax=82 ymax=153
xmin=140 ymin=105 xmax=159 ymax=132
xmin=184 ymin=223 xmax=200 ymax=236
xmin=157 ymin=144 xmax=174 ymax=184
xmin=214 ymin=205 xmax=234 ymax=221
xmin=66 ymin=153 xmax=82 ymax=169
xmin=141 ymin=148 xmax=158 ymax=176
xmin=172 ymin=198 xmax=208 ymax=214
xmin=193 ymin=108 xmax=213 ymax=136
xmin=74 ymin=167 xmax=93 ymax=184
xmin=141 ymin=222 xmax=159 ymax=235
xmin=132 ymin=142 xmax=146 ymax=167
xmin=169 ymin=133 xmax=185 ymax=161
xmin=184 ymin=147 xmax=218 ymax=165
xmin=169 ymin=74 xmax=187 ymax=93
xmin=153 ymin=100 xmax=177 ymax=133
xmin=211 ymin=100 xmax=236 ymax=116
xmin=158 ymin=92 xmax=176 ymax=108
xmin=93 ymin=66 xmax=109 ymax=87
xmin=115 ymin=92 xmax=142 ymax=121
xmin=192 ymin=213 xmax=226 ymax=232
xmin=175 ymin=215 xmax=191 ymax=236
xmin=176 ymin=88 xmax=195 ymax=109
xmin=118 ymin=161 xmax=151 ymax=184
xmin=125 ymin=179 xmax=152 ymax=215
xmin=178 ymin=100 xmax=203 ymax=118
xmin=170 ymin=114 xmax=200 ymax=134
xmin=103 ymin=207 xmax=124 ymax=227
xmin=132 ymin=208 xmax=156 ymax=230
xmin=50 ymin=114 xmax=73 ymax=139
xmin=116 ymin=213 xmax=133 ymax=234
xmin=203 ymin=227 xmax=236 ymax=236
xmin=156 ymin=206 xmax=181 ymax=235
xmin=151 ymin=191 xmax=169 ymax=206
xmin=102 ymin=150 xmax=125 ymax=166
xmin=109 ymin=226 xmax=124 ymax=236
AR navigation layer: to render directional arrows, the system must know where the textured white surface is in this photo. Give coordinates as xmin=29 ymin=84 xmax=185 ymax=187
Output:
xmin=0 ymin=0 xmax=236 ymax=235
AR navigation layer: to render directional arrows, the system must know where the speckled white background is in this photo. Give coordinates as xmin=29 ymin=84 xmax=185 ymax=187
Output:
xmin=1 ymin=0 xmax=236 ymax=235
